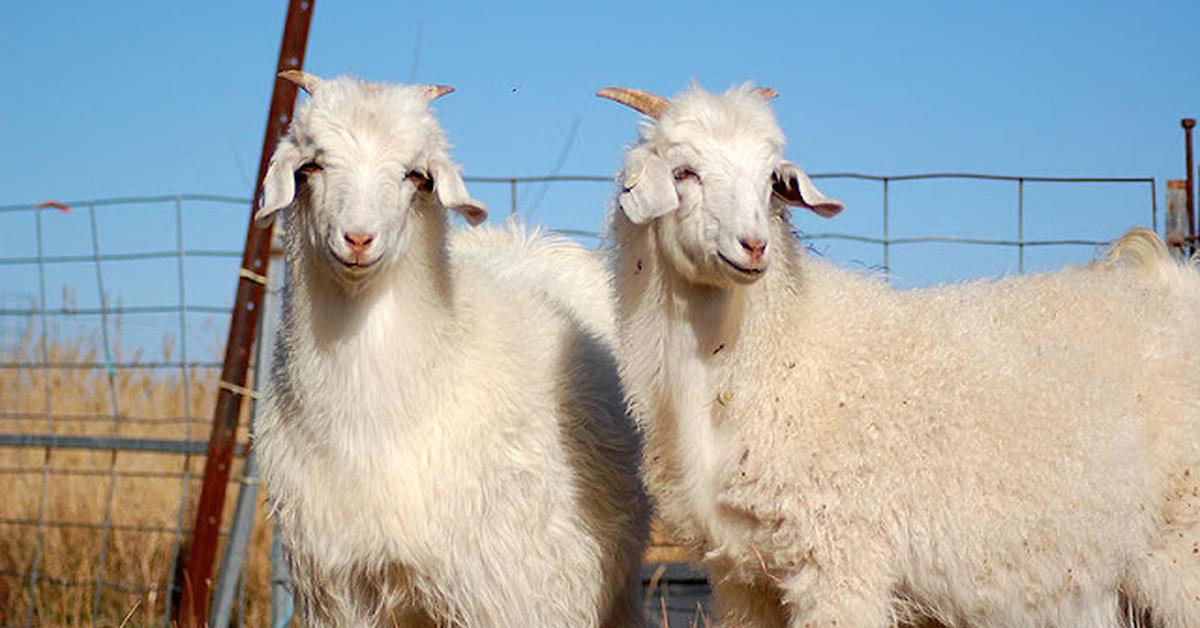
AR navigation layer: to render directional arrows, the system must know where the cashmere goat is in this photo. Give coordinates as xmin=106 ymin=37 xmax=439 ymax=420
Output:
xmin=600 ymin=82 xmax=1200 ymax=628
xmin=254 ymin=71 xmax=648 ymax=627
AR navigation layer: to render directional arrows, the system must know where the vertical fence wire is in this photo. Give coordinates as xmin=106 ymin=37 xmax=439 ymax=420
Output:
xmin=1151 ymin=179 xmax=1159 ymax=234
xmin=1018 ymin=178 xmax=1025 ymax=274
xmin=87 ymin=202 xmax=126 ymax=621
xmin=24 ymin=204 xmax=54 ymax=627
xmin=509 ymin=179 xmax=518 ymax=216
xmin=163 ymin=195 xmax=193 ymax=625
xmin=882 ymin=178 xmax=890 ymax=273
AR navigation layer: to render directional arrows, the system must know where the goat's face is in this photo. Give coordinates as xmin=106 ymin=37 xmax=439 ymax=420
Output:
xmin=256 ymin=73 xmax=486 ymax=293
xmin=602 ymin=85 xmax=842 ymax=288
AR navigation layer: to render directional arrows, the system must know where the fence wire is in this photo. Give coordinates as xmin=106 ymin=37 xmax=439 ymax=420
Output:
xmin=0 ymin=172 xmax=1157 ymax=627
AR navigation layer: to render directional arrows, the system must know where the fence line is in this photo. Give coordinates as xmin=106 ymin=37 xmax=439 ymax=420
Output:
xmin=0 ymin=171 xmax=1158 ymax=627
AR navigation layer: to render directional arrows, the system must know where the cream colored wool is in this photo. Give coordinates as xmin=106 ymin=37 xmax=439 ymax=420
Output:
xmin=253 ymin=73 xmax=648 ymax=627
xmin=605 ymin=83 xmax=1200 ymax=628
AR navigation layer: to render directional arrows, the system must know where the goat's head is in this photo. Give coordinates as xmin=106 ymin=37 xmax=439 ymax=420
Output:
xmin=599 ymin=83 xmax=842 ymax=287
xmin=256 ymin=71 xmax=487 ymax=291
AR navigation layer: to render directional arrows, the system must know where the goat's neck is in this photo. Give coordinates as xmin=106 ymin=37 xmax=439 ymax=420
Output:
xmin=668 ymin=274 xmax=747 ymax=354
xmin=615 ymin=221 xmax=761 ymax=545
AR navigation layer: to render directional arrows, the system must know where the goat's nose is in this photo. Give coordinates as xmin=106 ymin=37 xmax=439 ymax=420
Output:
xmin=739 ymin=237 xmax=767 ymax=264
xmin=343 ymin=231 xmax=375 ymax=257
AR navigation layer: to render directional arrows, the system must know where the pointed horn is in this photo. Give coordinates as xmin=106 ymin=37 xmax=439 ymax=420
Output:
xmin=278 ymin=70 xmax=321 ymax=95
xmin=596 ymin=87 xmax=670 ymax=119
xmin=421 ymin=84 xmax=455 ymax=101
xmin=754 ymin=87 xmax=779 ymax=100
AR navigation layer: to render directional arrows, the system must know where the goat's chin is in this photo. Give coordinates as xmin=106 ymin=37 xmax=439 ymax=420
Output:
xmin=716 ymin=254 xmax=767 ymax=286
xmin=323 ymin=257 xmax=386 ymax=296
xmin=673 ymin=259 xmax=764 ymax=290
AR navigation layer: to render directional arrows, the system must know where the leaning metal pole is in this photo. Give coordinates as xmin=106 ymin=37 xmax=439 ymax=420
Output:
xmin=175 ymin=1 xmax=314 ymax=625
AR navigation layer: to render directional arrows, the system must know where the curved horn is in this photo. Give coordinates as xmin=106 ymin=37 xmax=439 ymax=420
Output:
xmin=421 ymin=84 xmax=455 ymax=101
xmin=278 ymin=70 xmax=321 ymax=95
xmin=754 ymin=86 xmax=779 ymax=100
xmin=597 ymin=87 xmax=670 ymax=119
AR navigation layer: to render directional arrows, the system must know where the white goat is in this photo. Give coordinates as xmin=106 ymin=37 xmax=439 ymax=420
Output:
xmin=253 ymin=71 xmax=648 ymax=627
xmin=599 ymin=83 xmax=1200 ymax=628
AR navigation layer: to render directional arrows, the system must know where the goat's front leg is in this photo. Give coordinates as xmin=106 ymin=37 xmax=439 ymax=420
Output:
xmin=778 ymin=554 xmax=896 ymax=628
xmin=711 ymin=577 xmax=788 ymax=628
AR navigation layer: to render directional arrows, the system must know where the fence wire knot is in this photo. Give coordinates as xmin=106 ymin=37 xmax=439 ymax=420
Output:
xmin=238 ymin=267 xmax=270 ymax=287
xmin=218 ymin=380 xmax=261 ymax=400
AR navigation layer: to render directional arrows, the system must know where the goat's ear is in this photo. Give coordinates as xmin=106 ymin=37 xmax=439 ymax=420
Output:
xmin=429 ymin=156 xmax=488 ymax=226
xmin=255 ymin=142 xmax=302 ymax=227
xmin=618 ymin=147 xmax=677 ymax=224
xmin=772 ymin=161 xmax=843 ymax=218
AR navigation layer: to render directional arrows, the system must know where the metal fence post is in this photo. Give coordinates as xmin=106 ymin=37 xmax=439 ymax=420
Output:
xmin=1167 ymin=180 xmax=1189 ymax=258
xmin=267 ymin=242 xmax=292 ymax=627
xmin=1183 ymin=119 xmax=1195 ymax=256
xmin=210 ymin=231 xmax=284 ymax=626
xmin=270 ymin=522 xmax=294 ymax=627
xmin=176 ymin=2 xmax=314 ymax=624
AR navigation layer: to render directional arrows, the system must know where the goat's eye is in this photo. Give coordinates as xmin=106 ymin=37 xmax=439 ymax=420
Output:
xmin=297 ymin=161 xmax=324 ymax=177
xmin=673 ymin=167 xmax=700 ymax=183
xmin=406 ymin=169 xmax=433 ymax=192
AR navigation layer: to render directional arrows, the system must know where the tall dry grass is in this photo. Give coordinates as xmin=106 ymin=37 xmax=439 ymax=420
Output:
xmin=0 ymin=318 xmax=274 ymax=626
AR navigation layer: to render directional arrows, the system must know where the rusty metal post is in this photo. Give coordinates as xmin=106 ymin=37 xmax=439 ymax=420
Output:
xmin=1183 ymin=118 xmax=1195 ymax=256
xmin=175 ymin=2 xmax=315 ymax=626
xmin=1167 ymin=180 xmax=1189 ymax=258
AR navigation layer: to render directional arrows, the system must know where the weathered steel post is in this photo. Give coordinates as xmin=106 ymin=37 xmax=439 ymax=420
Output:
xmin=1167 ymin=180 xmax=1189 ymax=258
xmin=175 ymin=2 xmax=314 ymax=625
xmin=1183 ymin=118 xmax=1195 ymax=256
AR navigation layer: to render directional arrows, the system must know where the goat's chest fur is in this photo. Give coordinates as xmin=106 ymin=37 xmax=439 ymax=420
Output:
xmin=259 ymin=280 xmax=568 ymax=587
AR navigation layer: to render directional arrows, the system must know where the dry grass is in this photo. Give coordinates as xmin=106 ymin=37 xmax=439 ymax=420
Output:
xmin=0 ymin=320 xmax=274 ymax=626
xmin=0 ymin=318 xmax=702 ymax=626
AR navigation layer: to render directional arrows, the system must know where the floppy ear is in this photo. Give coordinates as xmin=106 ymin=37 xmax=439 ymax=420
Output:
xmin=772 ymin=161 xmax=843 ymax=218
xmin=255 ymin=141 xmax=303 ymax=227
xmin=618 ymin=146 xmax=677 ymax=224
xmin=429 ymin=156 xmax=488 ymax=226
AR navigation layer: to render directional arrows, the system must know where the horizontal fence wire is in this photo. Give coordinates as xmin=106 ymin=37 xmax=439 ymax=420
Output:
xmin=0 ymin=305 xmax=232 ymax=316
xmin=0 ymin=361 xmax=222 ymax=370
xmin=0 ymin=173 xmax=1158 ymax=626
xmin=0 ymin=250 xmax=241 ymax=266
xmin=0 ymin=568 xmax=167 ymax=596
xmin=0 ymin=434 xmax=248 ymax=456
xmin=0 ymin=466 xmax=200 ymax=480
xmin=0 ymin=411 xmax=206 ymax=426
xmin=798 ymin=234 xmax=1113 ymax=247
xmin=459 ymin=172 xmax=1159 ymax=248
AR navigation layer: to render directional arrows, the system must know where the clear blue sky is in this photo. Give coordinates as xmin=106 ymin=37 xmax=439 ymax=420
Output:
xmin=2 ymin=1 xmax=1199 ymax=357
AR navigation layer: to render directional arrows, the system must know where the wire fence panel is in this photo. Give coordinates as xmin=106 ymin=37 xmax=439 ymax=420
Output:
xmin=0 ymin=195 xmax=261 ymax=628
xmin=0 ymin=173 xmax=1157 ymax=626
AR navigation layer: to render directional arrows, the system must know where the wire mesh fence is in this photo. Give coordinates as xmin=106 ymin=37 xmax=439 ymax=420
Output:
xmin=0 ymin=195 xmax=255 ymax=627
xmin=0 ymin=172 xmax=1157 ymax=627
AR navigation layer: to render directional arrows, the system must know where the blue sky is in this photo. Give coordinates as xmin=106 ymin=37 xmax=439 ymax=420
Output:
xmin=2 ymin=1 xmax=1198 ymax=358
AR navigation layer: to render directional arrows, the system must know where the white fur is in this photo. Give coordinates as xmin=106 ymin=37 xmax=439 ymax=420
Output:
xmin=604 ymin=83 xmax=1200 ymax=628
xmin=255 ymin=74 xmax=648 ymax=627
